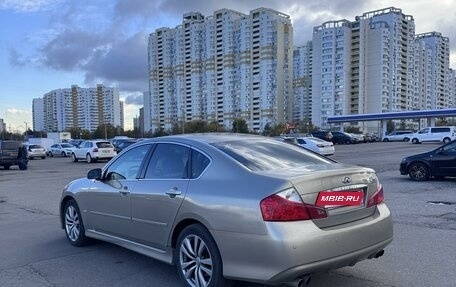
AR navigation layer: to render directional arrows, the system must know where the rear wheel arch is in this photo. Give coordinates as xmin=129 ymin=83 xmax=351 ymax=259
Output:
xmin=443 ymin=137 xmax=451 ymax=143
xmin=171 ymin=218 xmax=204 ymax=250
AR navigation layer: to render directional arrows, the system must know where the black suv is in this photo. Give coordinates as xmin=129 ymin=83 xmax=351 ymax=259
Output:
xmin=0 ymin=140 xmax=21 ymax=170
xmin=309 ymin=131 xmax=333 ymax=141
xmin=331 ymin=131 xmax=358 ymax=144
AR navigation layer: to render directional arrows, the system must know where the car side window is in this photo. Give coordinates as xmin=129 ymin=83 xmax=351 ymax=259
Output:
xmin=191 ymin=150 xmax=210 ymax=179
xmin=442 ymin=142 xmax=456 ymax=154
xmin=418 ymin=128 xmax=429 ymax=134
xmin=145 ymin=143 xmax=190 ymax=179
xmin=105 ymin=144 xmax=150 ymax=180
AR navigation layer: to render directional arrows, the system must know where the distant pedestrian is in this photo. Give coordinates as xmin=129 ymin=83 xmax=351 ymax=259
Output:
xmin=17 ymin=143 xmax=28 ymax=170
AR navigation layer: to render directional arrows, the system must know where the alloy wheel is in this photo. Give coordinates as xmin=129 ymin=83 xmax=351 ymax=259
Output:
xmin=65 ymin=205 xmax=80 ymax=242
xmin=409 ymin=163 xmax=429 ymax=181
xmin=179 ymin=234 xmax=213 ymax=287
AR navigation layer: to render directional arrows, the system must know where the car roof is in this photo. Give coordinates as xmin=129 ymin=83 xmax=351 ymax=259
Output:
xmin=139 ymin=133 xmax=272 ymax=146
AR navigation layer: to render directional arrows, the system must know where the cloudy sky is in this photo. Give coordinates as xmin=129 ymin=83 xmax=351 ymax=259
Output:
xmin=1 ymin=0 xmax=456 ymax=132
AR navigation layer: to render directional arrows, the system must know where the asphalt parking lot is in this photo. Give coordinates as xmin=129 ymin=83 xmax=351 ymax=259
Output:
xmin=0 ymin=141 xmax=455 ymax=287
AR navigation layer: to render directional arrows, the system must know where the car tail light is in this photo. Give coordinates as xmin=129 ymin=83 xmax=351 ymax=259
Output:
xmin=366 ymin=184 xmax=384 ymax=208
xmin=93 ymin=148 xmax=98 ymax=152
xmin=260 ymin=188 xmax=327 ymax=221
xmin=317 ymin=144 xmax=325 ymax=148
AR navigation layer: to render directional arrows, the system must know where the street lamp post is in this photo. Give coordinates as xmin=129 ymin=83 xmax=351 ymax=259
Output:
xmin=24 ymin=121 xmax=28 ymax=141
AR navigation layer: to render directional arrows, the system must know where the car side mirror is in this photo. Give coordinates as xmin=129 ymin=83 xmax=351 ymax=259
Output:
xmin=87 ymin=168 xmax=102 ymax=180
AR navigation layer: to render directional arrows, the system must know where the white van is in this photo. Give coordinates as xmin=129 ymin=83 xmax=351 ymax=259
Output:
xmin=410 ymin=126 xmax=456 ymax=144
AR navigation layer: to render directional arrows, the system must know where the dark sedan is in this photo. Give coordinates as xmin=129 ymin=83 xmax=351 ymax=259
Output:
xmin=400 ymin=140 xmax=456 ymax=181
xmin=331 ymin=131 xmax=359 ymax=144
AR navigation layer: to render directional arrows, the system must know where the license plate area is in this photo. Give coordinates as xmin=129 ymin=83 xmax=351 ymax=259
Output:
xmin=316 ymin=184 xmax=367 ymax=208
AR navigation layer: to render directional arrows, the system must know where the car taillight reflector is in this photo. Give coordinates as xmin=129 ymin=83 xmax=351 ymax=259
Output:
xmin=260 ymin=190 xmax=327 ymax=221
xmin=93 ymin=148 xmax=98 ymax=152
xmin=366 ymin=184 xmax=384 ymax=208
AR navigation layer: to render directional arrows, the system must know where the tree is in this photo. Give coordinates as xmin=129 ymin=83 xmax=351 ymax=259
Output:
xmin=91 ymin=123 xmax=117 ymax=139
xmin=270 ymin=123 xmax=288 ymax=136
xmin=386 ymin=120 xmax=395 ymax=133
xmin=232 ymin=118 xmax=249 ymax=133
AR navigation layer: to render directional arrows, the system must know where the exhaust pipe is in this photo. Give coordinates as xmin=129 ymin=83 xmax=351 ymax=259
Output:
xmin=374 ymin=249 xmax=384 ymax=258
xmin=369 ymin=249 xmax=385 ymax=259
xmin=286 ymin=275 xmax=312 ymax=287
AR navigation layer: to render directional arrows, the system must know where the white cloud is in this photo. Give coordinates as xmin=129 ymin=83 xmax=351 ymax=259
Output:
xmin=0 ymin=0 xmax=57 ymax=12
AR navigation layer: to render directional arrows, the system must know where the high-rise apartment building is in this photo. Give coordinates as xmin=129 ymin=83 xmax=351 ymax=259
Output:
xmin=0 ymin=118 xmax=6 ymax=134
xmin=305 ymin=7 xmax=456 ymax=132
xmin=146 ymin=8 xmax=293 ymax=133
xmin=41 ymin=84 xmax=122 ymax=132
xmin=312 ymin=20 xmax=354 ymax=129
xmin=293 ymin=42 xmax=313 ymax=124
xmin=414 ymin=32 xmax=451 ymax=110
xmin=311 ymin=7 xmax=419 ymax=130
xmin=32 ymin=98 xmax=44 ymax=131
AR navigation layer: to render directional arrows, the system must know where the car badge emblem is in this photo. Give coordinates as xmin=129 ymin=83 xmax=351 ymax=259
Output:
xmin=342 ymin=176 xmax=351 ymax=184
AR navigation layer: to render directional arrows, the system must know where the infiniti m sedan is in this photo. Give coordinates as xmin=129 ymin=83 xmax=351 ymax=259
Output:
xmin=60 ymin=133 xmax=393 ymax=287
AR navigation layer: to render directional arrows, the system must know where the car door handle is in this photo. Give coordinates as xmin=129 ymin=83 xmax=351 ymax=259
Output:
xmin=166 ymin=188 xmax=182 ymax=198
xmin=119 ymin=186 xmax=130 ymax=196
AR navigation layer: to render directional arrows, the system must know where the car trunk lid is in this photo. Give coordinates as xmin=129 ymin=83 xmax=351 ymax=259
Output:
xmin=258 ymin=163 xmax=380 ymax=228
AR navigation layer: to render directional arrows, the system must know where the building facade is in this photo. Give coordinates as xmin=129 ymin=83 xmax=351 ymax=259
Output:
xmin=40 ymin=85 xmax=122 ymax=132
xmin=307 ymin=7 xmax=455 ymax=132
xmin=146 ymin=8 xmax=293 ymax=133
xmin=32 ymin=98 xmax=44 ymax=131
xmin=292 ymin=42 xmax=313 ymax=124
xmin=0 ymin=118 xmax=6 ymax=134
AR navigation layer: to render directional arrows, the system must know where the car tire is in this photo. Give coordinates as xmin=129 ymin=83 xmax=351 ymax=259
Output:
xmin=62 ymin=151 xmax=67 ymax=157
xmin=411 ymin=138 xmax=420 ymax=144
xmin=41 ymin=156 xmax=46 ymax=159
xmin=3 ymin=164 xmax=11 ymax=170
xmin=175 ymin=224 xmax=232 ymax=287
xmin=443 ymin=137 xmax=451 ymax=144
xmin=63 ymin=200 xmax=90 ymax=247
xmin=403 ymin=137 xmax=410 ymax=142
xmin=383 ymin=138 xmax=389 ymax=142
xmin=409 ymin=162 xmax=429 ymax=181
xmin=86 ymin=153 xmax=93 ymax=163
xmin=49 ymin=152 xmax=54 ymax=157
xmin=72 ymin=153 xmax=78 ymax=162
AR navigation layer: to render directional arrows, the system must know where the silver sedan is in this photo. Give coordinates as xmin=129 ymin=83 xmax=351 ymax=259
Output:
xmin=59 ymin=134 xmax=393 ymax=287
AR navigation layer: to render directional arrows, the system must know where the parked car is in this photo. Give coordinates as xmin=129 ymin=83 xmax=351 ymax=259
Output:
xmin=59 ymin=134 xmax=392 ymax=287
xmin=331 ymin=131 xmax=359 ymax=144
xmin=309 ymin=130 xmax=333 ymax=142
xmin=363 ymin=133 xmax=379 ymax=142
xmin=0 ymin=140 xmax=21 ymax=170
xmin=47 ymin=143 xmax=76 ymax=157
xmin=24 ymin=144 xmax=46 ymax=159
xmin=409 ymin=126 xmax=456 ymax=144
xmin=400 ymin=139 xmax=456 ymax=181
xmin=71 ymin=140 xmax=116 ymax=163
xmin=296 ymin=136 xmax=335 ymax=156
xmin=113 ymin=139 xmax=137 ymax=153
xmin=382 ymin=130 xmax=414 ymax=142
xmin=350 ymin=133 xmax=365 ymax=143
xmin=69 ymin=139 xmax=84 ymax=148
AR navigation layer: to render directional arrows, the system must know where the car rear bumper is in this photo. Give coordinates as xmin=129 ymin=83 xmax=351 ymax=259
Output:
xmin=212 ymin=203 xmax=393 ymax=284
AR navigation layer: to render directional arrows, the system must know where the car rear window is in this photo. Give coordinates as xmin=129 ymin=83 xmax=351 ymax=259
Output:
xmin=29 ymin=145 xmax=43 ymax=149
xmin=212 ymin=140 xmax=332 ymax=171
xmin=96 ymin=142 xmax=114 ymax=148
